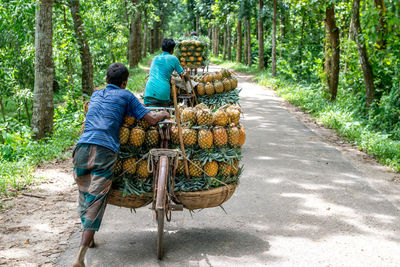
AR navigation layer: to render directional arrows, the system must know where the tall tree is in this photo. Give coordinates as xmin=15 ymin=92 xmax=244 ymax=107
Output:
xmin=128 ymin=1 xmax=142 ymax=68
xmin=245 ymin=18 xmax=251 ymax=66
xmin=324 ymin=5 xmax=340 ymax=101
xmin=258 ymin=0 xmax=264 ymax=70
xmin=351 ymin=0 xmax=375 ymax=106
xmin=142 ymin=8 xmax=148 ymax=58
xmin=227 ymin=22 xmax=232 ymax=60
xmin=271 ymin=0 xmax=277 ymax=75
xmin=70 ymin=0 xmax=94 ymax=96
xmin=212 ymin=25 xmax=219 ymax=55
xmin=32 ymin=0 xmax=54 ymax=139
xmin=374 ymin=0 xmax=387 ymax=50
xmin=236 ymin=19 xmax=242 ymax=63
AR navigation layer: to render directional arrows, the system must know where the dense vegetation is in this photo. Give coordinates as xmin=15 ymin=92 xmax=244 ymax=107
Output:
xmin=1 ymin=0 xmax=400 ymax=195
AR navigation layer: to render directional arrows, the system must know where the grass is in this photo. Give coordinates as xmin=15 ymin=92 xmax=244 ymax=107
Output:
xmin=0 ymin=53 xmax=156 ymax=197
xmin=211 ymin=56 xmax=400 ymax=172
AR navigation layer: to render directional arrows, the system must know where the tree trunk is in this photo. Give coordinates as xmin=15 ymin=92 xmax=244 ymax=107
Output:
xmin=24 ymin=99 xmax=31 ymax=125
xmin=324 ymin=5 xmax=340 ymax=101
xmin=258 ymin=0 xmax=264 ymax=70
xmin=271 ymin=0 xmax=277 ymax=76
xmin=223 ymin=27 xmax=227 ymax=60
xmin=196 ymin=14 xmax=200 ymax=33
xmin=32 ymin=0 xmax=54 ymax=139
xmin=374 ymin=0 xmax=387 ymax=50
xmin=227 ymin=23 xmax=232 ymax=61
xmin=70 ymin=0 xmax=94 ymax=96
xmin=244 ymin=19 xmax=248 ymax=64
xmin=212 ymin=26 xmax=219 ymax=56
xmin=279 ymin=7 xmax=285 ymax=58
xmin=245 ymin=18 xmax=251 ymax=66
xmin=62 ymin=7 xmax=74 ymax=90
xmin=351 ymin=0 xmax=375 ymax=106
xmin=0 ymin=97 xmax=6 ymax=122
xmin=153 ymin=21 xmax=160 ymax=51
xmin=149 ymin=28 xmax=154 ymax=53
xmin=128 ymin=4 xmax=142 ymax=68
xmin=298 ymin=13 xmax=305 ymax=66
xmin=143 ymin=19 xmax=148 ymax=58
xmin=236 ymin=20 xmax=242 ymax=63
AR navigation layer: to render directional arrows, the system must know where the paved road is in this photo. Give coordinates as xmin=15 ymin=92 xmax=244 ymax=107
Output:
xmin=57 ymin=65 xmax=400 ymax=266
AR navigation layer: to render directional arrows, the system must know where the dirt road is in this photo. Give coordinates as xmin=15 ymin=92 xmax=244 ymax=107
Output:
xmin=57 ymin=65 xmax=400 ymax=266
xmin=2 ymin=64 xmax=400 ymax=266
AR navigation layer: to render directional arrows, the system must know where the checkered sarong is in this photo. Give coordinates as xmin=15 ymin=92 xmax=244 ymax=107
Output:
xmin=73 ymin=144 xmax=117 ymax=231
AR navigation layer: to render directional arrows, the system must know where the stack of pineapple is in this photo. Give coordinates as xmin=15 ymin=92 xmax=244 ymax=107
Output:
xmin=176 ymin=40 xmax=207 ymax=68
xmin=195 ymin=69 xmax=238 ymax=96
xmin=170 ymin=103 xmax=246 ymax=191
xmin=114 ymin=116 xmax=157 ymax=181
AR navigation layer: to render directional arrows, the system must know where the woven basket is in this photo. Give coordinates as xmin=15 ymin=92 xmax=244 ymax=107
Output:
xmin=174 ymin=183 xmax=237 ymax=210
xmin=107 ymin=190 xmax=153 ymax=209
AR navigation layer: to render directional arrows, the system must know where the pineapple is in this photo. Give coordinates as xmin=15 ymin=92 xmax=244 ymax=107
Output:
xmin=230 ymin=77 xmax=238 ymax=89
xmin=227 ymin=126 xmax=240 ymax=147
xmin=181 ymin=107 xmax=196 ymax=125
xmin=195 ymin=103 xmax=208 ymax=110
xmin=114 ymin=158 xmax=122 ymax=175
xmin=213 ymin=109 xmax=228 ymax=127
xmin=196 ymin=108 xmax=213 ymax=126
xmin=145 ymin=127 xmax=159 ymax=147
xmin=230 ymin=160 xmax=240 ymax=175
xmin=213 ymin=126 xmax=228 ymax=146
xmin=214 ymin=72 xmax=223 ymax=81
xmin=221 ymin=68 xmax=231 ymax=78
xmin=205 ymin=82 xmax=215 ymax=95
xmin=204 ymin=161 xmax=218 ymax=177
xmin=123 ymin=116 xmax=135 ymax=126
xmin=219 ymin=162 xmax=231 ymax=176
xmin=206 ymin=73 xmax=214 ymax=83
xmin=226 ymin=106 xmax=241 ymax=125
xmin=214 ymin=81 xmax=224 ymax=94
xmin=177 ymin=159 xmax=185 ymax=175
xmin=195 ymin=46 xmax=202 ymax=52
xmin=189 ymin=160 xmax=202 ymax=177
xmin=222 ymin=78 xmax=232 ymax=91
xmin=137 ymin=161 xmax=150 ymax=179
xmin=137 ymin=119 xmax=150 ymax=130
xmin=238 ymin=125 xmax=246 ymax=147
xmin=123 ymin=158 xmax=136 ymax=174
xmin=129 ymin=127 xmax=145 ymax=147
xmin=119 ymin=127 xmax=130 ymax=145
xmin=198 ymin=129 xmax=213 ymax=149
xmin=197 ymin=83 xmax=206 ymax=96
xmin=170 ymin=126 xmax=180 ymax=145
xmin=182 ymin=128 xmax=197 ymax=146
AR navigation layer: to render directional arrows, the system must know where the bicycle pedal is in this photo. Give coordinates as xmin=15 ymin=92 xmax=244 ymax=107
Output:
xmin=168 ymin=204 xmax=183 ymax=211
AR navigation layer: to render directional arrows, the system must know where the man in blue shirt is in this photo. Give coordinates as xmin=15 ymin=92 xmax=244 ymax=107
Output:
xmin=72 ymin=63 xmax=169 ymax=267
xmin=144 ymin=38 xmax=184 ymax=106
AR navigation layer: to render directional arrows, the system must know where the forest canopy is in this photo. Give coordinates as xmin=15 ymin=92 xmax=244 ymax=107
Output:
xmin=1 ymin=0 xmax=400 ymax=195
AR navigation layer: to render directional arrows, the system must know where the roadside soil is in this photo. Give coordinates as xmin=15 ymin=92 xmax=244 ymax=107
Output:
xmin=1 ymin=65 xmax=399 ymax=266
xmin=0 ymin=148 xmax=80 ymax=266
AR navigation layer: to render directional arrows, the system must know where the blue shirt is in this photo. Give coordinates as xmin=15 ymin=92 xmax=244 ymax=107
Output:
xmin=144 ymin=51 xmax=184 ymax=103
xmin=78 ymin=84 xmax=149 ymax=153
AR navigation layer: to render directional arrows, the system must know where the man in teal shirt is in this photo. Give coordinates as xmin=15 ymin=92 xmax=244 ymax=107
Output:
xmin=144 ymin=38 xmax=184 ymax=106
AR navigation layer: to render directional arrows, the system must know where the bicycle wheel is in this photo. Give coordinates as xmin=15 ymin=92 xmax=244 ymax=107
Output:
xmin=156 ymin=208 xmax=164 ymax=259
xmin=155 ymin=156 xmax=168 ymax=260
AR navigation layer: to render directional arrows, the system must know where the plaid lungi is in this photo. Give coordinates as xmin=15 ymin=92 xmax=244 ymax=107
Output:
xmin=73 ymin=144 xmax=117 ymax=231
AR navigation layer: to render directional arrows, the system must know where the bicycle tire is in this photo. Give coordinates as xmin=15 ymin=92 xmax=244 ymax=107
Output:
xmin=156 ymin=208 xmax=165 ymax=259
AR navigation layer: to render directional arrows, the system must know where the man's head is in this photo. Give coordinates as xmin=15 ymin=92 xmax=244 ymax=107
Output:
xmin=106 ymin=63 xmax=129 ymax=89
xmin=161 ymin=38 xmax=176 ymax=54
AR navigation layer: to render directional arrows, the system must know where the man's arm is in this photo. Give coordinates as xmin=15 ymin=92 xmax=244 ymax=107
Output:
xmin=142 ymin=111 xmax=170 ymax=126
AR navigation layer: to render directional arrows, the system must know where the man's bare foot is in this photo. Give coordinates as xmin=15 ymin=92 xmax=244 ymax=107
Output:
xmin=72 ymin=246 xmax=88 ymax=267
xmin=88 ymin=238 xmax=95 ymax=248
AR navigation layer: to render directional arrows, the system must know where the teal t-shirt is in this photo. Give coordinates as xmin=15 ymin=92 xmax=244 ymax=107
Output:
xmin=144 ymin=52 xmax=184 ymax=103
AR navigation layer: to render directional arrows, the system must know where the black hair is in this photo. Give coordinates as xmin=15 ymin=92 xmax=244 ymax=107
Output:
xmin=106 ymin=63 xmax=129 ymax=87
xmin=161 ymin=38 xmax=176 ymax=53
xmin=190 ymin=31 xmax=198 ymax=37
